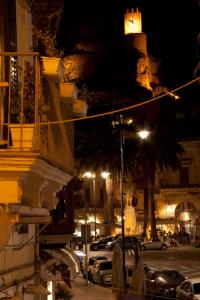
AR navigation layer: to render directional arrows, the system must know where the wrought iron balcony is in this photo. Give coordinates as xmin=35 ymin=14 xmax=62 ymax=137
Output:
xmin=40 ymin=215 xmax=74 ymax=235
xmin=0 ymin=52 xmax=68 ymax=162
xmin=0 ymin=52 xmax=42 ymax=149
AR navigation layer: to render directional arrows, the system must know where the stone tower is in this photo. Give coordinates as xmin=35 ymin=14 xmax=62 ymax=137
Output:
xmin=124 ymin=7 xmax=152 ymax=91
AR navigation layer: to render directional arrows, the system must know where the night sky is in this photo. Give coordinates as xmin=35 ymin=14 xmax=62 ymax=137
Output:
xmin=58 ymin=0 xmax=200 ymax=88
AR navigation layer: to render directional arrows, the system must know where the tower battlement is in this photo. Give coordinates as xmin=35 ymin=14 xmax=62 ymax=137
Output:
xmin=124 ymin=7 xmax=142 ymax=35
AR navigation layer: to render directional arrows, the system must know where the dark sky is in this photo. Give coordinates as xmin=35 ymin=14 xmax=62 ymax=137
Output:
xmin=58 ymin=0 xmax=200 ymax=88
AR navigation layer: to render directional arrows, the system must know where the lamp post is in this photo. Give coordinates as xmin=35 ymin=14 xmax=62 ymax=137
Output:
xmin=83 ymin=182 xmax=89 ymax=286
xmin=119 ymin=115 xmax=150 ymax=290
xmin=83 ymin=171 xmax=110 ymax=239
xmin=83 ymin=172 xmax=96 ymax=239
xmin=119 ymin=114 xmax=126 ymax=290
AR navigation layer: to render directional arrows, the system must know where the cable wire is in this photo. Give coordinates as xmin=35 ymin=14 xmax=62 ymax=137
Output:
xmin=3 ymin=76 xmax=199 ymax=126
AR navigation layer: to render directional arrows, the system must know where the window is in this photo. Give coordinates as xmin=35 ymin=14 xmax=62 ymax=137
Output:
xmin=146 ymin=272 xmax=155 ymax=280
xmin=99 ymin=188 xmax=104 ymax=208
xmin=180 ymin=167 xmax=189 ymax=186
xmin=181 ymin=282 xmax=190 ymax=292
xmin=85 ymin=187 xmax=90 ymax=206
xmin=100 ymin=261 xmax=112 ymax=270
xmin=194 ymin=283 xmax=200 ymax=294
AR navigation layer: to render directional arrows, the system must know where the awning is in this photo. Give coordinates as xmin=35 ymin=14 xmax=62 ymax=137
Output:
xmin=42 ymin=246 xmax=80 ymax=280
xmin=23 ymin=284 xmax=50 ymax=295
xmin=156 ymin=218 xmax=176 ymax=225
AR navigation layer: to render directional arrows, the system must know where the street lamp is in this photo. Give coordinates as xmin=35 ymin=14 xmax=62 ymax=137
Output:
xmin=83 ymin=171 xmax=110 ymax=239
xmin=137 ymin=130 xmax=150 ymax=139
xmin=119 ymin=114 xmax=126 ymax=289
xmin=83 ymin=171 xmax=96 ymax=240
xmin=119 ymin=115 xmax=150 ymax=290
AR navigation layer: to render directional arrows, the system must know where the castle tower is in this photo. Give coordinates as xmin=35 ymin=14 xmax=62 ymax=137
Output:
xmin=124 ymin=7 xmax=142 ymax=35
xmin=124 ymin=7 xmax=152 ymax=91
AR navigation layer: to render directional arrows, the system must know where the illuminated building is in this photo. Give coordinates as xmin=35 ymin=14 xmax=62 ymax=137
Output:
xmin=0 ymin=0 xmax=83 ymax=298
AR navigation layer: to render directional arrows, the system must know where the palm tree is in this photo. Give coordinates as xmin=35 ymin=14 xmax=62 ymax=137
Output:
xmin=75 ymin=97 xmax=185 ymax=239
xmin=75 ymin=117 xmax=122 ymax=235
xmin=125 ymin=99 xmax=185 ymax=239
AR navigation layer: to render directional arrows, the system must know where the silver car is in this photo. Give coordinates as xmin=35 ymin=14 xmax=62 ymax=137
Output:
xmin=91 ymin=260 xmax=112 ymax=285
xmin=176 ymin=278 xmax=200 ymax=300
xmin=141 ymin=239 xmax=168 ymax=250
xmin=82 ymin=256 xmax=108 ymax=281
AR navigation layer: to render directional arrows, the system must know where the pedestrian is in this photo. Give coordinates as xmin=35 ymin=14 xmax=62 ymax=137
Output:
xmin=61 ymin=264 xmax=71 ymax=289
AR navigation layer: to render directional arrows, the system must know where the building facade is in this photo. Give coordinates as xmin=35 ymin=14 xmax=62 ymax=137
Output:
xmin=0 ymin=1 xmax=83 ymax=298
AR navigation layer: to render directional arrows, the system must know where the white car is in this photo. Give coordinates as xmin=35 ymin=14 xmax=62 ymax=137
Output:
xmin=140 ymin=239 xmax=168 ymax=250
xmin=91 ymin=260 xmax=112 ymax=285
xmin=176 ymin=278 xmax=200 ymax=300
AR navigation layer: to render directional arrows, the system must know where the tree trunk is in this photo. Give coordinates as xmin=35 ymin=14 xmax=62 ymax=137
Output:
xmin=143 ymin=185 xmax=149 ymax=238
xmin=149 ymin=180 xmax=157 ymax=239
xmin=105 ymin=176 xmax=115 ymax=235
xmin=103 ymin=176 xmax=115 ymax=236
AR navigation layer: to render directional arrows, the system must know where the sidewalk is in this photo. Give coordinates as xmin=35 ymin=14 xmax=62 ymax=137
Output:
xmin=70 ymin=274 xmax=143 ymax=300
xmin=71 ymin=274 xmax=117 ymax=300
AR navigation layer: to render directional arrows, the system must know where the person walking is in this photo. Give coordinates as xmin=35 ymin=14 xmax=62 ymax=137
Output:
xmin=61 ymin=264 xmax=72 ymax=289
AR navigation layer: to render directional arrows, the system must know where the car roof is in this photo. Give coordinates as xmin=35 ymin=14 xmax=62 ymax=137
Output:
xmin=100 ymin=259 xmax=112 ymax=264
xmin=144 ymin=265 xmax=158 ymax=272
xmin=89 ymin=256 xmax=107 ymax=260
xmin=116 ymin=236 xmax=138 ymax=240
xmin=154 ymin=269 xmax=183 ymax=275
xmin=185 ymin=278 xmax=200 ymax=284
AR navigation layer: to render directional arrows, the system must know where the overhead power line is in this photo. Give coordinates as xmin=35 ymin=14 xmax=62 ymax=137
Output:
xmin=4 ymin=76 xmax=200 ymax=126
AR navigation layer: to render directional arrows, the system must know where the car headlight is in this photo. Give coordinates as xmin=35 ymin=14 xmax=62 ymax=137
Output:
xmin=162 ymin=287 xmax=175 ymax=294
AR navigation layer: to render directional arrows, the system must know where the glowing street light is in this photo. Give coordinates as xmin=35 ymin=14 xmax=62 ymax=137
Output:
xmin=101 ymin=171 xmax=110 ymax=179
xmin=83 ymin=171 xmax=110 ymax=239
xmin=168 ymin=91 xmax=180 ymax=100
xmin=137 ymin=130 xmax=150 ymax=139
xmin=83 ymin=171 xmax=94 ymax=179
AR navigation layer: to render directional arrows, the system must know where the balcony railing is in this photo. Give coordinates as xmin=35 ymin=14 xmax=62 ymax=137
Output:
xmin=0 ymin=52 xmax=52 ymax=159
xmin=40 ymin=215 xmax=74 ymax=236
xmin=0 ymin=52 xmax=39 ymax=147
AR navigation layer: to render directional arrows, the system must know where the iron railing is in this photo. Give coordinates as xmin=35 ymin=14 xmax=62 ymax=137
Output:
xmin=0 ymin=52 xmax=51 ymax=158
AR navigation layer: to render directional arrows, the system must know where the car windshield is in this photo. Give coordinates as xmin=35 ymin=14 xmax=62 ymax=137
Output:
xmin=116 ymin=237 xmax=121 ymax=242
xmin=89 ymin=257 xmax=107 ymax=265
xmin=157 ymin=271 xmax=184 ymax=282
xmin=101 ymin=237 xmax=109 ymax=242
xmin=193 ymin=283 xmax=200 ymax=294
xmin=100 ymin=261 xmax=112 ymax=270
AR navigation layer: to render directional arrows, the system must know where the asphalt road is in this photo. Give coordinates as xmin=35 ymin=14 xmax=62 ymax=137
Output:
xmin=89 ymin=245 xmax=200 ymax=279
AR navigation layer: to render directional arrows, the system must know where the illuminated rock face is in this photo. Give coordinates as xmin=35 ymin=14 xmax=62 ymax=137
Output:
xmin=136 ymin=56 xmax=152 ymax=90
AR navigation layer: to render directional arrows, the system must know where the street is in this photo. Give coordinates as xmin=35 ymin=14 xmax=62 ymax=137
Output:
xmin=88 ymin=245 xmax=200 ymax=279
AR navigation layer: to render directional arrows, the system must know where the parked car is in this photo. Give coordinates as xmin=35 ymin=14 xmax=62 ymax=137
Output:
xmin=71 ymin=235 xmax=83 ymax=250
xmin=74 ymin=250 xmax=86 ymax=272
xmin=91 ymin=260 xmax=113 ymax=285
xmin=82 ymin=256 xmax=108 ymax=281
xmin=176 ymin=278 xmax=200 ymax=300
xmin=146 ymin=269 xmax=186 ymax=298
xmin=141 ymin=239 xmax=168 ymax=250
xmin=90 ymin=236 xmax=118 ymax=251
xmin=106 ymin=236 xmax=140 ymax=251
